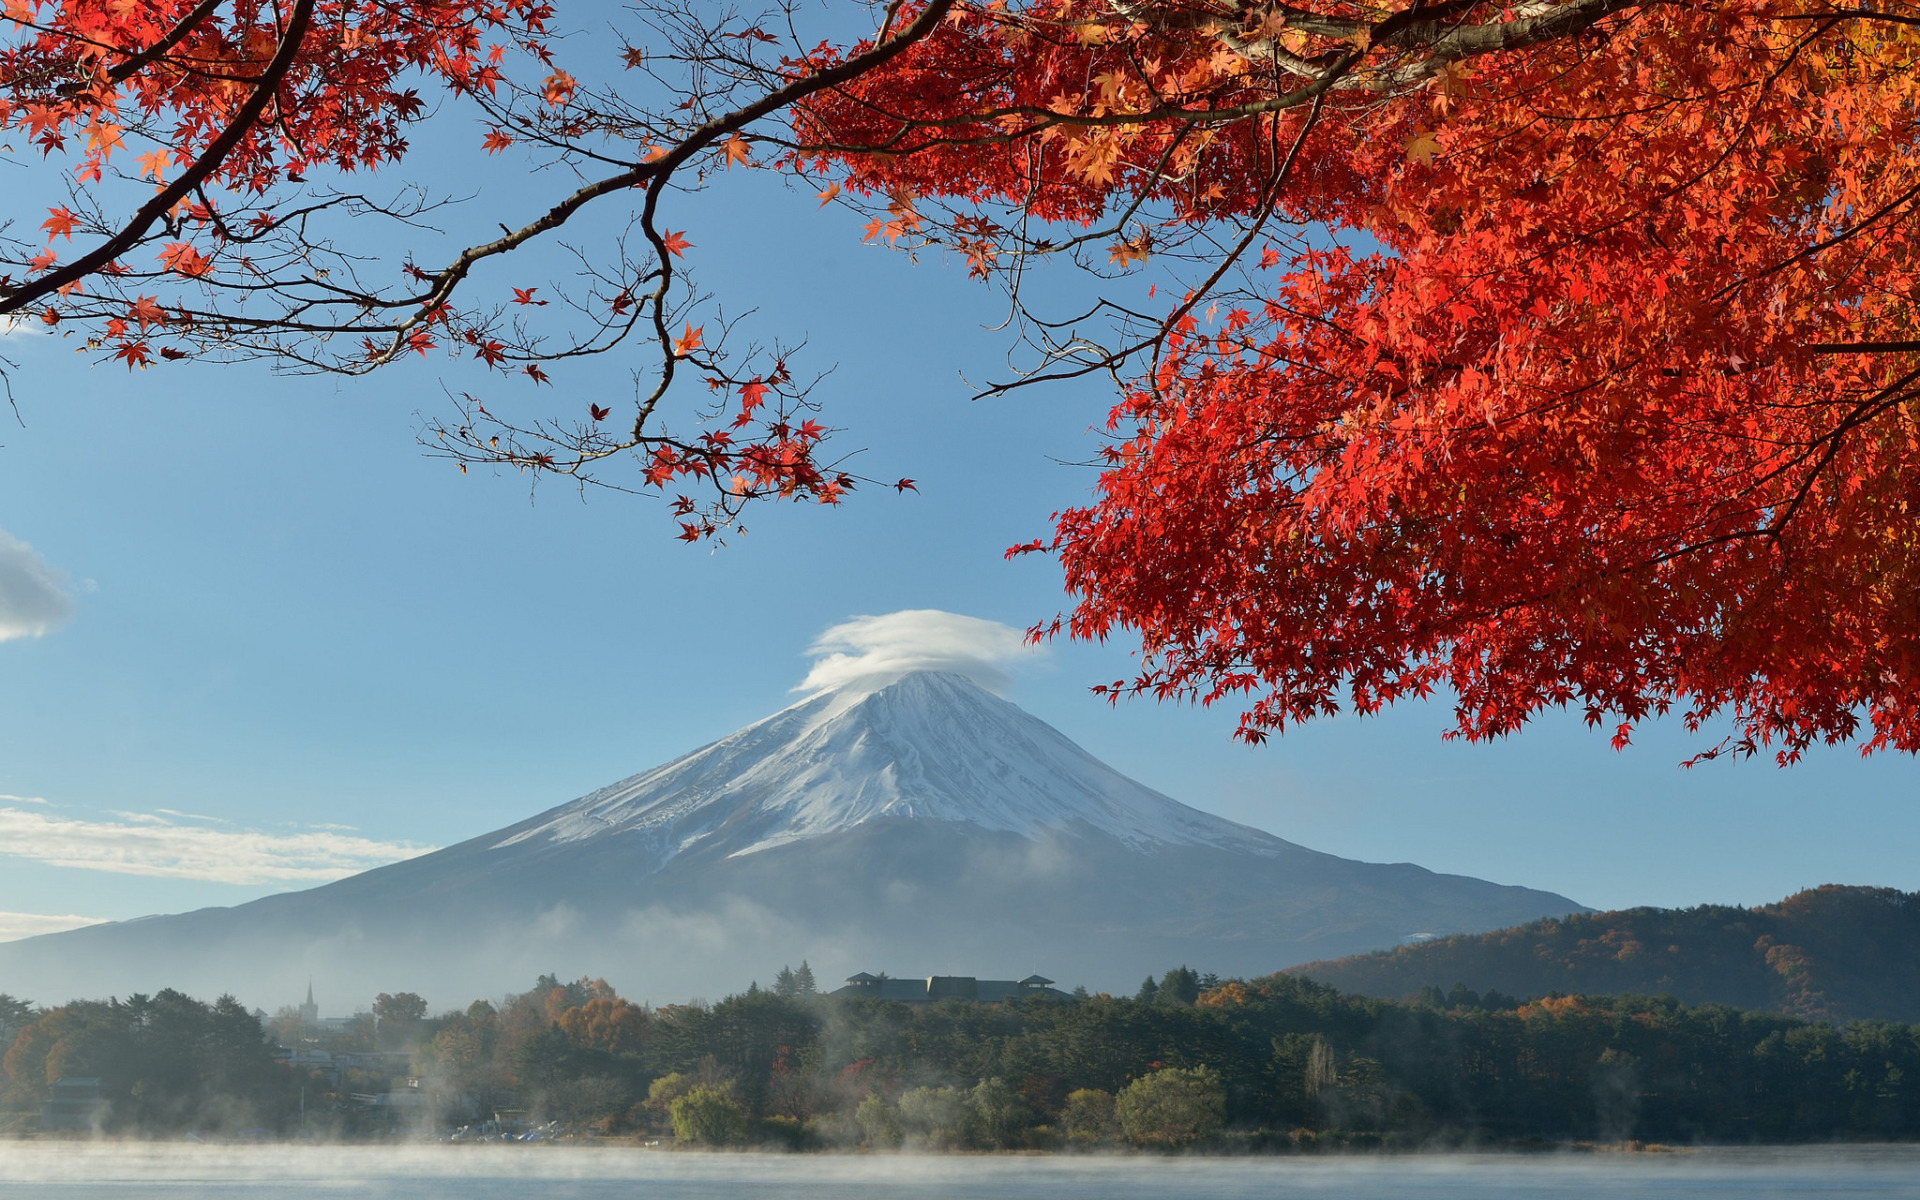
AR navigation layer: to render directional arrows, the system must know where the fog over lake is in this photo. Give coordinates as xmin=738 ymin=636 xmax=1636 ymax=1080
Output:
xmin=1 ymin=1146 xmax=1917 ymax=1199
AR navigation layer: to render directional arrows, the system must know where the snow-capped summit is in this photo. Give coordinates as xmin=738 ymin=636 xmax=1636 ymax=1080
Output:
xmin=492 ymin=671 xmax=1280 ymax=866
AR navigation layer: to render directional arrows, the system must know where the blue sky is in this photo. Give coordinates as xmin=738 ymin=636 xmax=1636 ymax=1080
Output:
xmin=0 ymin=105 xmax=1916 ymax=952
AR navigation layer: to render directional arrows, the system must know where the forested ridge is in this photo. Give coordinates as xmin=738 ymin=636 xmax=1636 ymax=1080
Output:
xmin=1295 ymin=886 xmax=1920 ymax=1023
xmin=3 ymin=961 xmax=1919 ymax=1145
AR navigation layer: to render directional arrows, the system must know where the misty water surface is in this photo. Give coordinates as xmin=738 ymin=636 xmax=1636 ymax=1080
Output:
xmin=2 ymin=1145 xmax=1919 ymax=1199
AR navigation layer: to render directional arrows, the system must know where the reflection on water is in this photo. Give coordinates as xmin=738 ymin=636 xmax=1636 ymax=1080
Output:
xmin=0 ymin=1144 xmax=1916 ymax=1199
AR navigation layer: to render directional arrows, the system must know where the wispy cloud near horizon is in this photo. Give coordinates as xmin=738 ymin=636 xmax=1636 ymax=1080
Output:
xmin=0 ymin=805 xmax=435 ymax=885
xmin=0 ymin=528 xmax=72 ymax=643
xmin=0 ymin=911 xmax=108 ymax=943
xmin=798 ymin=609 xmax=1044 ymax=695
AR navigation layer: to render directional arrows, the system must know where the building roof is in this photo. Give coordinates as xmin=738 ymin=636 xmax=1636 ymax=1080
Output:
xmin=832 ymin=972 xmax=1075 ymax=1003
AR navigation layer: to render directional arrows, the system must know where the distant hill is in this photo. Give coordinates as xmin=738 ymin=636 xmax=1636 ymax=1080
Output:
xmin=1292 ymin=885 xmax=1920 ymax=1023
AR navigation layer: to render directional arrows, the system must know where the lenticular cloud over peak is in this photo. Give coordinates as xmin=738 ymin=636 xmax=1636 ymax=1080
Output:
xmin=797 ymin=609 xmax=1042 ymax=695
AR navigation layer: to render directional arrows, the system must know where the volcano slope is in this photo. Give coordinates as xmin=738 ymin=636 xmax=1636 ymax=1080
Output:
xmin=0 ymin=672 xmax=1584 ymax=1005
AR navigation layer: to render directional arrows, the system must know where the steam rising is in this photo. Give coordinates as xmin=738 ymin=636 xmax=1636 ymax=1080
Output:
xmin=0 ymin=1142 xmax=1900 ymax=1194
xmin=799 ymin=610 xmax=1042 ymax=695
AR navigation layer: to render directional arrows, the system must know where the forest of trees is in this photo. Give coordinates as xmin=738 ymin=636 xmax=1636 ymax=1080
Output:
xmin=1297 ymin=886 xmax=1920 ymax=1024
xmin=3 ymin=962 xmax=1920 ymax=1146
xmin=1 ymin=991 xmax=295 ymax=1135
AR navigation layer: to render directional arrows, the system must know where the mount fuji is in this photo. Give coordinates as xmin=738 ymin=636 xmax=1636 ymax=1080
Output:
xmin=0 ymin=671 xmax=1584 ymax=1006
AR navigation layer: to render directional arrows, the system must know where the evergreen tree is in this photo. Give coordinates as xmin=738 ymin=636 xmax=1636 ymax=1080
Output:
xmin=773 ymin=966 xmax=798 ymax=998
xmin=794 ymin=961 xmax=817 ymax=996
xmin=1155 ymin=966 xmax=1201 ymax=1006
xmin=0 ymin=994 xmax=34 ymax=1048
xmin=1135 ymin=976 xmax=1159 ymax=1003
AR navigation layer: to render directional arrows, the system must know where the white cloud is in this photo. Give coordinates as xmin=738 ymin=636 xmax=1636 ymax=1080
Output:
xmin=0 ymin=793 xmax=49 ymax=805
xmin=0 ymin=806 xmax=435 ymax=885
xmin=798 ymin=609 xmax=1044 ymax=695
xmin=0 ymin=528 xmax=72 ymax=642
xmin=0 ymin=911 xmax=107 ymax=943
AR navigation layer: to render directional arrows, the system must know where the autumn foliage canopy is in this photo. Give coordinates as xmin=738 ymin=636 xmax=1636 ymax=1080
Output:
xmin=3 ymin=0 xmax=1918 ymax=759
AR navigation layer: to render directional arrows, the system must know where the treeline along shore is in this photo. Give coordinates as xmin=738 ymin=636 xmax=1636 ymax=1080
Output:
xmin=2 ymin=967 xmax=1918 ymax=1149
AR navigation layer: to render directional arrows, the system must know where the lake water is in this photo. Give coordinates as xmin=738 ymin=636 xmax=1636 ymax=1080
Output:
xmin=0 ymin=1144 xmax=1917 ymax=1199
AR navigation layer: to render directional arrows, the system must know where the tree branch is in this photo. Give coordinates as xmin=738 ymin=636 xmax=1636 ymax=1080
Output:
xmin=0 ymin=0 xmax=317 ymax=316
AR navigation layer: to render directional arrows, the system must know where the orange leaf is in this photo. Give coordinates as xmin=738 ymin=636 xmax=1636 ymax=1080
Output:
xmin=157 ymin=243 xmax=212 ymax=277
xmin=542 ymin=70 xmax=577 ymax=106
xmin=41 ymin=207 xmax=77 ymax=243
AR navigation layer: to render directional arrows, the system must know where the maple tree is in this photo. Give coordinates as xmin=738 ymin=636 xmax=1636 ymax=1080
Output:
xmin=5 ymin=0 xmax=1920 ymax=758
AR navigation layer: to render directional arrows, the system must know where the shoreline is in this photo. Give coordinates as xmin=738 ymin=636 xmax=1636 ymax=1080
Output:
xmin=3 ymin=1134 xmax=1917 ymax=1154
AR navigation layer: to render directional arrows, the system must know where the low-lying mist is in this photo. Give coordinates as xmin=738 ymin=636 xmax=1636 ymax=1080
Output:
xmin=0 ymin=1143 xmax=1916 ymax=1200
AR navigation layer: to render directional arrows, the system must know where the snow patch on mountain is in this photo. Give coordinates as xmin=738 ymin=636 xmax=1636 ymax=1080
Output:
xmin=493 ymin=671 xmax=1284 ymax=866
